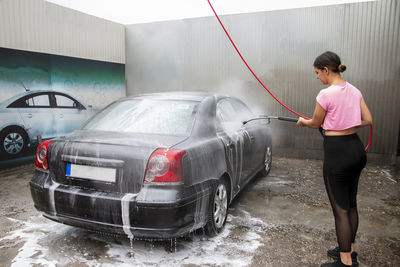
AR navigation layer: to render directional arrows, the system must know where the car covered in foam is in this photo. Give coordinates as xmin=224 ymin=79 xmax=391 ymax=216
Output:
xmin=30 ymin=92 xmax=272 ymax=239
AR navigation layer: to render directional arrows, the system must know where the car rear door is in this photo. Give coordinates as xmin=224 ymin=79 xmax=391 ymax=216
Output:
xmin=230 ymin=99 xmax=265 ymax=181
xmin=51 ymin=93 xmax=88 ymax=135
xmin=216 ymin=99 xmax=253 ymax=190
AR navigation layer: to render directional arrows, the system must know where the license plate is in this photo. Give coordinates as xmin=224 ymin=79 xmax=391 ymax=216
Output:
xmin=66 ymin=163 xmax=116 ymax=183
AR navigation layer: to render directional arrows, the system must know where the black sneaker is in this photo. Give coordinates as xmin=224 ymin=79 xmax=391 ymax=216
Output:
xmin=321 ymin=259 xmax=353 ymax=267
xmin=327 ymin=247 xmax=358 ymax=262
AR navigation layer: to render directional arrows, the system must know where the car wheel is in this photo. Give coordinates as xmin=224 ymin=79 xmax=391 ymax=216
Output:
xmin=205 ymin=179 xmax=228 ymax=237
xmin=259 ymin=146 xmax=272 ymax=177
xmin=0 ymin=127 xmax=28 ymax=157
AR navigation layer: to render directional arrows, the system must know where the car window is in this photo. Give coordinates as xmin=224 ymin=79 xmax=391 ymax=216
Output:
xmin=216 ymin=99 xmax=254 ymax=133
xmin=216 ymin=99 xmax=241 ymax=132
xmin=7 ymin=93 xmax=51 ymax=108
xmin=25 ymin=94 xmax=50 ymax=107
xmin=217 ymin=100 xmax=237 ymax=122
xmin=54 ymin=94 xmax=78 ymax=108
xmin=83 ymin=99 xmax=198 ymax=136
xmin=230 ymin=99 xmax=254 ymax=122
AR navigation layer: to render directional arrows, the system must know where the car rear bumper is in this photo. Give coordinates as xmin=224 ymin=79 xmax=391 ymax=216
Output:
xmin=30 ymin=170 xmax=214 ymax=239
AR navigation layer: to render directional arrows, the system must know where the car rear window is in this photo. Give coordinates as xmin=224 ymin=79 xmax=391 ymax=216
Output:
xmin=83 ymin=99 xmax=198 ymax=136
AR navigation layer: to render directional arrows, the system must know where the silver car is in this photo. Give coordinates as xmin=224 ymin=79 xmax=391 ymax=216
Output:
xmin=0 ymin=90 xmax=97 ymax=158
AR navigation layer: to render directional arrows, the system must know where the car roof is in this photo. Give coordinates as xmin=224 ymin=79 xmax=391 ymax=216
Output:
xmin=125 ymin=91 xmax=229 ymax=102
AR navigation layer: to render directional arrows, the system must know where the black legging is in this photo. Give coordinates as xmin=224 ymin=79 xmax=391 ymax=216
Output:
xmin=323 ymin=134 xmax=367 ymax=253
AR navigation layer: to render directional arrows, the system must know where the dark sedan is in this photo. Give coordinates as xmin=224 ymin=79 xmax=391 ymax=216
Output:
xmin=30 ymin=92 xmax=272 ymax=239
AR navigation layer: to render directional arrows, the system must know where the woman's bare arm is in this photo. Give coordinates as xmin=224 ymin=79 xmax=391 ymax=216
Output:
xmin=358 ymin=98 xmax=372 ymax=127
xmin=297 ymin=102 xmax=326 ymax=128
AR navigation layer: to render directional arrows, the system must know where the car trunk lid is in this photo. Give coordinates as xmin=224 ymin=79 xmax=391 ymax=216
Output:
xmin=49 ymin=130 xmax=187 ymax=194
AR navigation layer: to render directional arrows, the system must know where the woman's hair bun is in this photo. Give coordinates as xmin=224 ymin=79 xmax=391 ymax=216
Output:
xmin=314 ymin=51 xmax=346 ymax=73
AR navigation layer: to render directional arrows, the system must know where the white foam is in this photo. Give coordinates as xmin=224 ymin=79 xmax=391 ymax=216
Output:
xmin=48 ymin=180 xmax=60 ymax=215
xmin=121 ymin=193 xmax=138 ymax=239
xmin=381 ymin=169 xmax=396 ymax=183
xmin=2 ymin=209 xmax=273 ymax=267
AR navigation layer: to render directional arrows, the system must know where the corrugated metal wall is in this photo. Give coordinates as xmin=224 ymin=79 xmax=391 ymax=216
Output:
xmin=125 ymin=0 xmax=399 ymax=164
xmin=0 ymin=0 xmax=125 ymax=63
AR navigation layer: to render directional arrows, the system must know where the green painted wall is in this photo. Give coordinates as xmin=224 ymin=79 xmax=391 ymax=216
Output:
xmin=0 ymin=47 xmax=126 ymax=164
xmin=0 ymin=47 xmax=126 ymax=108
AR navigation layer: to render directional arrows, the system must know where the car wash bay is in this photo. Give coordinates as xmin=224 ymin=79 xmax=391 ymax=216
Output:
xmin=0 ymin=157 xmax=399 ymax=266
xmin=0 ymin=0 xmax=399 ymax=266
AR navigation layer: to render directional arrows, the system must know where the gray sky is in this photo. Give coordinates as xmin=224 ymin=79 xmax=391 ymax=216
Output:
xmin=47 ymin=0 xmax=375 ymax=25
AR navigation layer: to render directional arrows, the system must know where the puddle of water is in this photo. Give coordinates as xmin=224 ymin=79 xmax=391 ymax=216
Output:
xmin=381 ymin=169 xmax=397 ymax=183
xmin=1 ymin=210 xmax=273 ymax=267
xmin=253 ymin=177 xmax=294 ymax=188
xmin=365 ymin=167 xmax=398 ymax=184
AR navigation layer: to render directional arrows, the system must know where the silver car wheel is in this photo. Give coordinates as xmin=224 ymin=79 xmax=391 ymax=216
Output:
xmin=214 ymin=183 xmax=228 ymax=229
xmin=4 ymin=132 xmax=24 ymax=155
xmin=264 ymin=147 xmax=272 ymax=172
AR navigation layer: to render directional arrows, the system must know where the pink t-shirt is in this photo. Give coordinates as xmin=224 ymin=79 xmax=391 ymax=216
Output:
xmin=316 ymin=82 xmax=362 ymax=131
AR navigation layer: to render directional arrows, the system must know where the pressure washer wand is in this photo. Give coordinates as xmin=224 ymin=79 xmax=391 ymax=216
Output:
xmin=276 ymin=116 xmax=298 ymax=123
xmin=243 ymin=116 xmax=325 ymax=136
xmin=242 ymin=116 xmax=298 ymax=125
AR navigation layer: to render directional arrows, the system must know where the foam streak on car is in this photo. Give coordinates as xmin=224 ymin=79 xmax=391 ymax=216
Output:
xmin=30 ymin=92 xmax=272 ymax=239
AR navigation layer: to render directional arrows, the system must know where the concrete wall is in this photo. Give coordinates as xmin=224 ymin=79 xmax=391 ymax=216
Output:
xmin=125 ymin=0 xmax=400 ymax=164
xmin=0 ymin=0 xmax=125 ymax=64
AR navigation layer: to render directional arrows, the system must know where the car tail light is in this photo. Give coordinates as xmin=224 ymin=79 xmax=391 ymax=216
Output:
xmin=35 ymin=140 xmax=52 ymax=170
xmin=144 ymin=149 xmax=185 ymax=183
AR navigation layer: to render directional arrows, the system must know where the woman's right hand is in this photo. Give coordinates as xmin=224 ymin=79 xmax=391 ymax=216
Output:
xmin=297 ymin=117 xmax=306 ymax=127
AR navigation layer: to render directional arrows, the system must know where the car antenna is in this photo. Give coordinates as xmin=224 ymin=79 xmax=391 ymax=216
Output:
xmin=20 ymin=80 xmax=30 ymax=92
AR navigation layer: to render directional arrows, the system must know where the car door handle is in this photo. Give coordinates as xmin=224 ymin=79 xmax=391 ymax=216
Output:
xmin=27 ymin=113 xmax=33 ymax=118
xmin=59 ymin=114 xmax=64 ymax=118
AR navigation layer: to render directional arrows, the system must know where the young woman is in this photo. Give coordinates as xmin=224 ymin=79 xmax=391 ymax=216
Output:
xmin=297 ymin=51 xmax=372 ymax=267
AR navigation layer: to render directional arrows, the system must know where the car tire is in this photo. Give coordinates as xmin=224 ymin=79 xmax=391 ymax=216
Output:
xmin=205 ymin=178 xmax=229 ymax=237
xmin=258 ymin=146 xmax=272 ymax=177
xmin=0 ymin=127 xmax=29 ymax=157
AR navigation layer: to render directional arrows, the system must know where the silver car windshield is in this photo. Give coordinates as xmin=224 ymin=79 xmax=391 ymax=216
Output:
xmin=83 ymin=99 xmax=198 ymax=135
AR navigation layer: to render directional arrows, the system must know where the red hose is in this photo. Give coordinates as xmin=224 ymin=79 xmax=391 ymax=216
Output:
xmin=206 ymin=0 xmax=372 ymax=151
xmin=365 ymin=126 xmax=372 ymax=151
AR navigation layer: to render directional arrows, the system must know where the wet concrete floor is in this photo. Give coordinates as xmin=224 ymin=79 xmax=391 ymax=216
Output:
xmin=0 ymin=157 xmax=399 ymax=266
